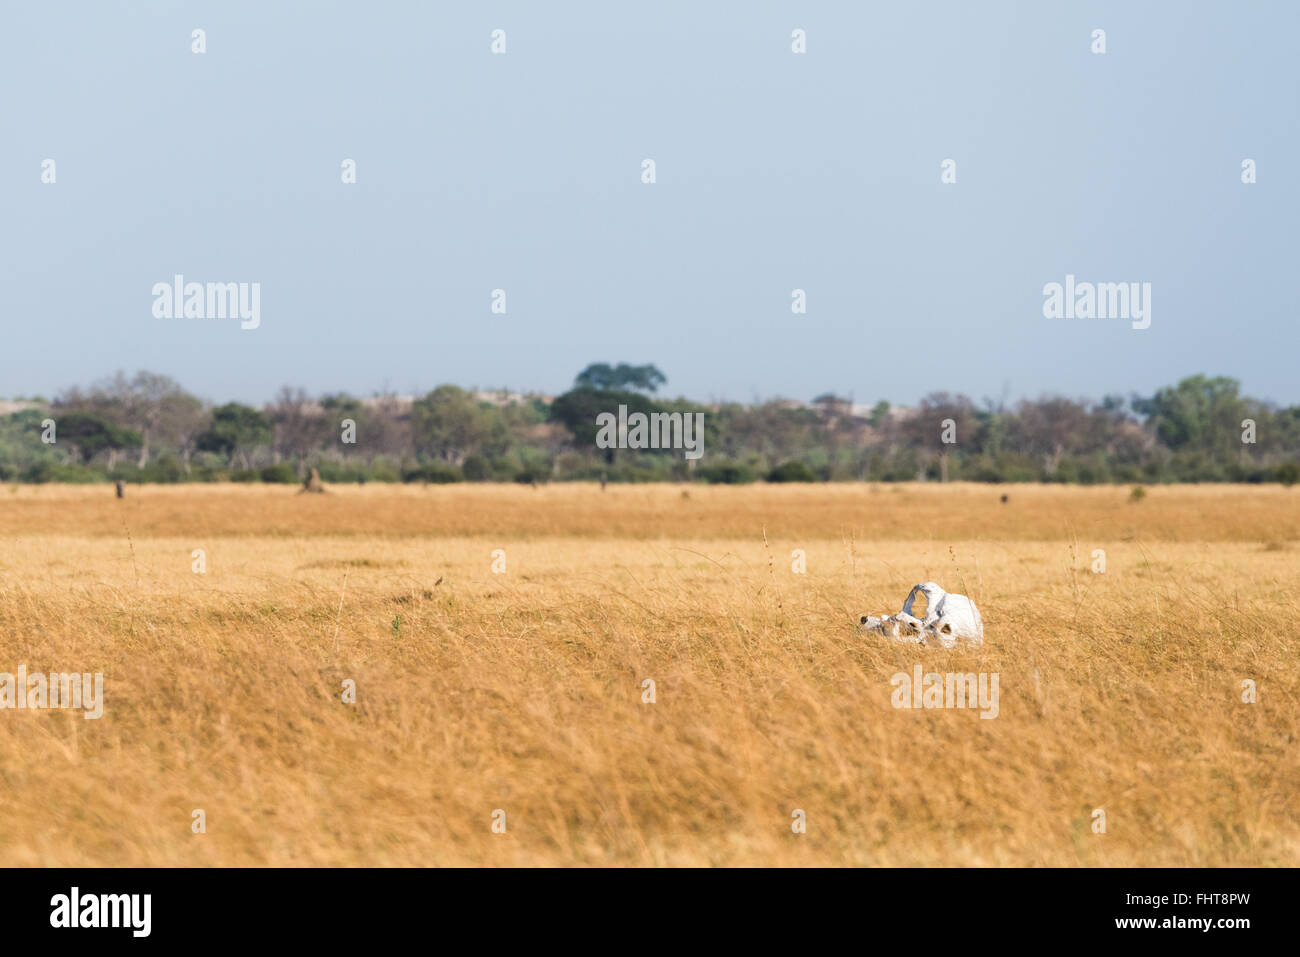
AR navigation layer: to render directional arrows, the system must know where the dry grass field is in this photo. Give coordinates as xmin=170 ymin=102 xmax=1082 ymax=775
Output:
xmin=0 ymin=482 xmax=1297 ymax=866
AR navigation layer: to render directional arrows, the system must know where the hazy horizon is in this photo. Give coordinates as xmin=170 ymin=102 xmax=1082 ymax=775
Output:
xmin=0 ymin=364 xmax=1284 ymax=414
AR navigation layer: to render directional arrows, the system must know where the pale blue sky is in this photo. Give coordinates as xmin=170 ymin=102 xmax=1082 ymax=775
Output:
xmin=2 ymin=1 xmax=1296 ymax=407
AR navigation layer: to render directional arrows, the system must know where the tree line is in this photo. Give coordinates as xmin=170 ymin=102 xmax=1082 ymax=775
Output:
xmin=1 ymin=365 xmax=1297 ymax=485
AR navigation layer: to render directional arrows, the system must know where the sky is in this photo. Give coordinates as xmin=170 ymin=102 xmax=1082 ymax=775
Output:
xmin=2 ymin=1 xmax=1297 ymax=408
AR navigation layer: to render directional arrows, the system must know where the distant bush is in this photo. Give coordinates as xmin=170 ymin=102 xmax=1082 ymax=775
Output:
xmin=316 ymin=462 xmax=369 ymax=484
xmin=22 ymin=461 xmax=104 ymax=484
xmin=427 ymin=465 xmax=464 ymax=483
xmin=514 ymin=462 xmax=554 ymax=484
xmin=22 ymin=461 xmax=54 ymax=483
xmin=368 ymin=462 xmax=401 ymax=483
xmin=697 ymin=463 xmax=758 ymax=485
xmin=767 ymin=461 xmax=817 ymax=483
xmin=260 ymin=464 xmax=298 ymax=484
xmin=403 ymin=464 xmax=462 ymax=484
xmin=1277 ymin=463 xmax=1300 ymax=487
xmin=461 ymin=455 xmax=490 ymax=481
xmin=140 ymin=454 xmax=186 ymax=483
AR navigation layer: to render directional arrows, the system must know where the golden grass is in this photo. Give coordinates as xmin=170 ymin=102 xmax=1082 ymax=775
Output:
xmin=0 ymin=482 xmax=1296 ymax=866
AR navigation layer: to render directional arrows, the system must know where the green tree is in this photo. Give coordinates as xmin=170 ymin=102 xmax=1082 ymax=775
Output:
xmin=573 ymin=362 xmax=666 ymax=394
xmin=1132 ymin=375 xmax=1246 ymax=454
xmin=56 ymin=412 xmax=142 ymax=467
xmin=548 ymin=388 xmax=658 ymax=450
xmin=196 ymin=403 xmax=273 ymax=470
xmin=411 ymin=386 xmax=508 ymax=464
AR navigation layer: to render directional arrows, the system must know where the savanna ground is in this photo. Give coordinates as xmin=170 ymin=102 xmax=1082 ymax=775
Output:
xmin=0 ymin=482 xmax=1297 ymax=866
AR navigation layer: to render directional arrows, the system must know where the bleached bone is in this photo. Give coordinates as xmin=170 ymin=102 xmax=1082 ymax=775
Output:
xmin=859 ymin=612 xmax=927 ymax=644
xmin=901 ymin=581 xmax=984 ymax=647
xmin=860 ymin=582 xmax=985 ymax=648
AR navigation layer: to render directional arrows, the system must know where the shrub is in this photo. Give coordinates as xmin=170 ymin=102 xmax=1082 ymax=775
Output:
xmin=697 ymin=463 xmax=757 ymax=485
xmin=21 ymin=461 xmax=55 ymax=484
xmin=514 ymin=464 xmax=550 ymax=485
xmin=424 ymin=465 xmax=463 ymax=484
xmin=766 ymin=461 xmax=817 ymax=483
xmin=461 ymin=455 xmax=490 ymax=482
xmin=403 ymin=464 xmax=462 ymax=484
xmin=140 ymin=455 xmax=186 ymax=484
xmin=22 ymin=461 xmax=104 ymax=484
xmin=260 ymin=464 xmax=298 ymax=484
xmin=316 ymin=462 xmax=369 ymax=484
